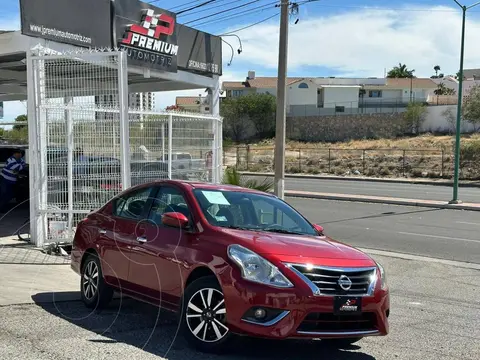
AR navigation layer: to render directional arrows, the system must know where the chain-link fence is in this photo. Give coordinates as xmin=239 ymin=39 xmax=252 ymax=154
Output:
xmin=226 ymin=146 xmax=480 ymax=180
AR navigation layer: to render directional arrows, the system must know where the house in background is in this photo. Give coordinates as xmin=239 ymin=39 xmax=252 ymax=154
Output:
xmin=222 ymin=71 xmax=438 ymax=116
xmin=175 ymin=95 xmax=211 ymax=113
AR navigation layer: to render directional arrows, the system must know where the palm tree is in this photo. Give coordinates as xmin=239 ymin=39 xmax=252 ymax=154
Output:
xmin=222 ymin=167 xmax=274 ymax=192
xmin=387 ymin=63 xmax=415 ymax=78
xmin=434 ymin=65 xmax=441 ymax=77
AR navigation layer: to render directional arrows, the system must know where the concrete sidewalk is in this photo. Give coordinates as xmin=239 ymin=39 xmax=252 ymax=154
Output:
xmin=242 ymin=172 xmax=480 ymax=188
xmin=285 ymin=190 xmax=480 ymax=211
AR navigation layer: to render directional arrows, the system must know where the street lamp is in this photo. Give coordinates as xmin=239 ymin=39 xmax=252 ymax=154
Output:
xmin=450 ymin=1 xmax=480 ymax=204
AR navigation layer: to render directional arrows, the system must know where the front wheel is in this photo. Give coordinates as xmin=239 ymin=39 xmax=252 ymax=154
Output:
xmin=80 ymin=254 xmax=113 ymax=309
xmin=180 ymin=276 xmax=232 ymax=353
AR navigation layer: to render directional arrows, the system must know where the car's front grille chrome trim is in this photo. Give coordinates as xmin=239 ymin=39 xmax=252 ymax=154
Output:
xmin=285 ymin=263 xmax=378 ymax=297
xmin=296 ymin=329 xmax=380 ymax=336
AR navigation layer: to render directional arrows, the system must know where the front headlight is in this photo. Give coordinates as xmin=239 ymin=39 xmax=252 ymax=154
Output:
xmin=227 ymin=244 xmax=294 ymax=288
xmin=377 ymin=262 xmax=387 ymax=289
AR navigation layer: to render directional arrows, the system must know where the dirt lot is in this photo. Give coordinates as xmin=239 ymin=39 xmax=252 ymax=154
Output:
xmin=224 ymin=134 xmax=480 ymax=180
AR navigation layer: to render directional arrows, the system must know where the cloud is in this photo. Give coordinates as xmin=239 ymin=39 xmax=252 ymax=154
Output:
xmin=228 ymin=5 xmax=480 ymax=77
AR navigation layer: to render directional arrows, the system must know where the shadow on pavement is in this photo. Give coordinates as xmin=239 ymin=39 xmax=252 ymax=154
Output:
xmin=32 ymin=291 xmax=377 ymax=360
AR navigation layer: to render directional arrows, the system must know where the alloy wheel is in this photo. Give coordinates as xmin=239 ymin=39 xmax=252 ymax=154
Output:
xmin=82 ymin=260 xmax=99 ymax=300
xmin=186 ymin=288 xmax=229 ymax=343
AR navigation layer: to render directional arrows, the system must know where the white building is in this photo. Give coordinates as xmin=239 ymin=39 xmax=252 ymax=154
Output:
xmin=129 ymin=92 xmax=155 ymax=110
xmin=223 ymin=71 xmax=438 ymax=116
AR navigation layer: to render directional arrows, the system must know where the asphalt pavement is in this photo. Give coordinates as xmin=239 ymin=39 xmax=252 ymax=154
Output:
xmin=1 ymin=254 xmax=479 ymax=360
xmin=286 ymin=198 xmax=480 ymax=264
xmin=248 ymin=175 xmax=480 ymax=203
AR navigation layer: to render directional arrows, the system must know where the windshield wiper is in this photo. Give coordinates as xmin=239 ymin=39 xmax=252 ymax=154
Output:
xmin=222 ymin=225 xmax=256 ymax=231
xmin=263 ymin=228 xmax=305 ymax=235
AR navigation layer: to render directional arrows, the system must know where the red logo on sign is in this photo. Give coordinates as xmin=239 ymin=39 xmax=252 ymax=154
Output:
xmin=122 ymin=8 xmax=174 ymax=44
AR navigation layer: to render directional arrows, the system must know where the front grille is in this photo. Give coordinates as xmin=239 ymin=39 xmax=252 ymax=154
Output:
xmin=288 ymin=264 xmax=376 ymax=296
xmin=297 ymin=312 xmax=377 ymax=333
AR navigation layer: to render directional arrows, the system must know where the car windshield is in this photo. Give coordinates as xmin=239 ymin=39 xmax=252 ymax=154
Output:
xmin=193 ymin=189 xmax=317 ymax=236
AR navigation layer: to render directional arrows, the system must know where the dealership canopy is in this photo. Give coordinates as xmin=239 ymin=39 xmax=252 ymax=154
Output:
xmin=0 ymin=0 xmax=223 ymax=102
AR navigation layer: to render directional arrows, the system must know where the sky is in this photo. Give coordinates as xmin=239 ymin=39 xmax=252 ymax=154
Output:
xmin=2 ymin=0 xmax=480 ymax=121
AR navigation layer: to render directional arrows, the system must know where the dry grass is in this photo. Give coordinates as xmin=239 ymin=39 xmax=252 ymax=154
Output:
xmin=226 ymin=134 xmax=480 ymax=180
xmin=252 ymin=133 xmax=480 ymax=150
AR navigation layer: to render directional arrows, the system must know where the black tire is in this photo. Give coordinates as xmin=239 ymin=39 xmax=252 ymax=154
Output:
xmin=322 ymin=337 xmax=362 ymax=348
xmin=180 ymin=276 xmax=232 ymax=353
xmin=80 ymin=253 xmax=114 ymax=309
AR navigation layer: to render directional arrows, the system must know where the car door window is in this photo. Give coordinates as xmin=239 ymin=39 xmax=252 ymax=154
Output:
xmin=148 ymin=186 xmax=192 ymax=225
xmin=113 ymin=187 xmax=154 ymax=220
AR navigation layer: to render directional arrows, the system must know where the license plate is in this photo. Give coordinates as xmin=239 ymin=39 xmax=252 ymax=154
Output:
xmin=334 ymin=296 xmax=362 ymax=315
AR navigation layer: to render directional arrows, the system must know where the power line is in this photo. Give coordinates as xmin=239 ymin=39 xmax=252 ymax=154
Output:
xmin=168 ymin=0 xmax=203 ymax=11
xmin=295 ymin=1 xmax=480 ymax=13
xmin=183 ymin=0 xmax=263 ymax=25
xmin=193 ymin=2 xmax=278 ymax=27
xmin=176 ymin=0 xmax=216 ymax=15
xmin=177 ymin=0 xmax=246 ymax=17
xmin=221 ymin=12 xmax=279 ymax=34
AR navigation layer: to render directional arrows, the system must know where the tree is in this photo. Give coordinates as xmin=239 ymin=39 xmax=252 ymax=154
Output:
xmin=462 ymin=85 xmax=480 ymax=131
xmin=434 ymin=82 xmax=456 ymax=96
xmin=403 ymin=102 xmax=428 ymax=134
xmin=220 ymin=98 xmax=251 ymax=142
xmin=237 ymin=93 xmax=276 ymax=138
xmin=220 ymin=93 xmax=276 ymax=141
xmin=434 ymin=65 xmax=441 ymax=77
xmin=13 ymin=114 xmax=27 ymax=130
xmin=441 ymin=106 xmax=462 ymax=134
xmin=387 ymin=63 xmax=415 ymax=78
xmin=166 ymin=104 xmax=185 ymax=111
xmin=222 ymin=166 xmax=273 ymax=192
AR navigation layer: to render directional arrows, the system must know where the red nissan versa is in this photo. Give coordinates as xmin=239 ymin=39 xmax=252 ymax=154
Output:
xmin=71 ymin=180 xmax=389 ymax=352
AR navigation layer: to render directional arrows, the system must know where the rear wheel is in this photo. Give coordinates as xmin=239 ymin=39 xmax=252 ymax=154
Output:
xmin=80 ymin=254 xmax=113 ymax=309
xmin=180 ymin=276 xmax=232 ymax=353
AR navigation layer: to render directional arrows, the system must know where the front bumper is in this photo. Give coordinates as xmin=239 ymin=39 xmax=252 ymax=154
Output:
xmin=220 ymin=268 xmax=390 ymax=340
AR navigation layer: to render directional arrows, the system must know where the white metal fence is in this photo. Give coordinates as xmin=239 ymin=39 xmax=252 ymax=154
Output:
xmin=27 ymin=48 xmax=222 ymax=246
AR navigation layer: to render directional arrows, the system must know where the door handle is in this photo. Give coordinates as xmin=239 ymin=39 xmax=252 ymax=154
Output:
xmin=136 ymin=236 xmax=147 ymax=243
xmin=99 ymin=229 xmax=106 ymax=235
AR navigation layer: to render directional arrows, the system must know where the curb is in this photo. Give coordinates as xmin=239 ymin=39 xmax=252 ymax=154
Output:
xmin=284 ymin=190 xmax=480 ymax=212
xmin=241 ymin=172 xmax=480 ymax=188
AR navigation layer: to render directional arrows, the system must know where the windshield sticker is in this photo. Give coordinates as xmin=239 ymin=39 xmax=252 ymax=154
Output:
xmin=201 ymin=191 xmax=230 ymax=205
xmin=215 ymin=215 xmax=228 ymax=222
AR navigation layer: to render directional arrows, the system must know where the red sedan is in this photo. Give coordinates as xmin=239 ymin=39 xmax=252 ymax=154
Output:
xmin=71 ymin=180 xmax=389 ymax=352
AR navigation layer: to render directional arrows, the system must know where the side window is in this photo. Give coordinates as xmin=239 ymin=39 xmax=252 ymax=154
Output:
xmin=113 ymin=187 xmax=153 ymax=220
xmin=148 ymin=186 xmax=191 ymax=225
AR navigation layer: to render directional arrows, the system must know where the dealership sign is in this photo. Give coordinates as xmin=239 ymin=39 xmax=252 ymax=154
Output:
xmin=115 ymin=1 xmax=178 ymax=72
xmin=19 ymin=0 xmax=222 ymax=75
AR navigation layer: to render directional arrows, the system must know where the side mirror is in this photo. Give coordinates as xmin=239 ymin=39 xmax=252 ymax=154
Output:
xmin=162 ymin=212 xmax=189 ymax=229
xmin=313 ymin=224 xmax=324 ymax=235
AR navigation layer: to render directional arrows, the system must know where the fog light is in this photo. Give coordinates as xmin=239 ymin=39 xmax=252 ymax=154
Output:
xmin=254 ymin=308 xmax=267 ymax=319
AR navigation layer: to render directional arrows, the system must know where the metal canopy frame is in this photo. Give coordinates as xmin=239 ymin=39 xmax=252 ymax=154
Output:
xmin=0 ymin=30 xmax=220 ymax=102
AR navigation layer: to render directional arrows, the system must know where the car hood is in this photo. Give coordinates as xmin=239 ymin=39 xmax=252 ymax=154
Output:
xmin=222 ymin=228 xmax=374 ymax=263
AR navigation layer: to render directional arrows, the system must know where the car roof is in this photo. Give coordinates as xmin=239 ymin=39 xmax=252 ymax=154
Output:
xmin=134 ymin=179 xmax=275 ymax=196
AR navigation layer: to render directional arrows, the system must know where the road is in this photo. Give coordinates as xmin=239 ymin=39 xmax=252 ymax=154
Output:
xmin=286 ymin=198 xmax=480 ymax=264
xmin=1 ymin=254 xmax=479 ymax=360
xmin=248 ymin=175 xmax=480 ymax=203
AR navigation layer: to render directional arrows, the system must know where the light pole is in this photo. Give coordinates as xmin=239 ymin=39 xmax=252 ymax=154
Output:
xmin=450 ymin=1 xmax=480 ymax=204
xmin=274 ymin=1 xmax=290 ymax=199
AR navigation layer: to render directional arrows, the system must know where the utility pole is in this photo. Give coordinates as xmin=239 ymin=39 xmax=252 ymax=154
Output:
xmin=274 ymin=1 xmax=290 ymax=199
xmin=450 ymin=0 xmax=480 ymax=204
